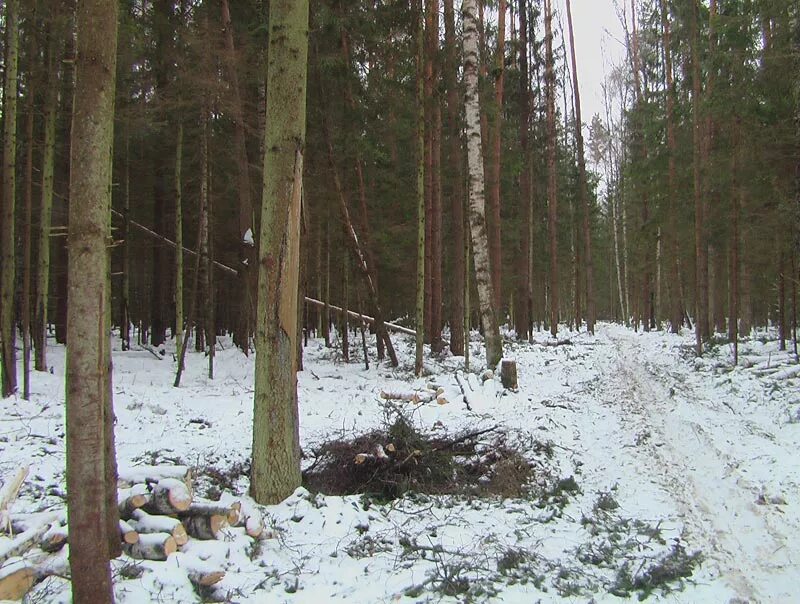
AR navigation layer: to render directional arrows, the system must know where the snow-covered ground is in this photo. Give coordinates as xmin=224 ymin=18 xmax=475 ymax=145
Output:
xmin=1 ymin=323 xmax=798 ymax=603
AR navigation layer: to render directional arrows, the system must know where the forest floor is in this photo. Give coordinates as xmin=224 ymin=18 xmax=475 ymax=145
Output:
xmin=1 ymin=322 xmax=799 ymax=603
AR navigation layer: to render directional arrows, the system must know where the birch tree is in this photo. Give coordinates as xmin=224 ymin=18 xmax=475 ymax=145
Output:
xmin=251 ymin=0 xmax=309 ymax=505
xmin=462 ymin=0 xmax=502 ymax=368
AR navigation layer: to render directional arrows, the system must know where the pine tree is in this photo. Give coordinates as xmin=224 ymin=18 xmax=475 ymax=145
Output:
xmin=65 ymin=0 xmax=119 ymax=599
xmin=251 ymin=0 xmax=309 ymax=505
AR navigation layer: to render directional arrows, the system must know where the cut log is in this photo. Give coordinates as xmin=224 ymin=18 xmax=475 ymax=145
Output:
xmin=182 ymin=502 xmax=239 ymax=526
xmin=129 ymin=509 xmax=188 ymax=546
xmin=39 ymin=522 xmax=68 ymax=553
xmin=380 ymin=390 xmax=435 ymax=404
xmin=0 ymin=522 xmax=50 ymax=563
xmin=142 ymin=478 xmax=192 ymax=515
xmin=177 ymin=553 xmax=226 ymax=586
xmin=0 ymin=563 xmax=35 ymax=601
xmin=244 ymin=510 xmax=264 ymax=539
xmin=9 ymin=510 xmax=64 ymax=535
xmin=500 ymin=359 xmax=518 ymax=390
xmin=118 ymin=484 xmax=150 ymax=518
xmin=0 ymin=466 xmax=29 ymax=533
xmin=180 ymin=512 xmax=226 ymax=540
xmin=119 ymin=519 xmax=139 ymax=545
xmin=188 ymin=569 xmax=225 ymax=587
xmin=117 ymin=464 xmax=191 ymax=486
xmin=123 ymin=532 xmax=177 ymax=561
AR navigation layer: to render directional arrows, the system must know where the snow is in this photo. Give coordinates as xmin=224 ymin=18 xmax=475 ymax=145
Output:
xmin=1 ymin=323 xmax=799 ymax=602
xmin=242 ymin=228 xmax=255 ymax=246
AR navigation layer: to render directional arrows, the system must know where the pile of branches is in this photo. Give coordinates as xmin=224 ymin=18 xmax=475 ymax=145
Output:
xmin=303 ymin=417 xmax=534 ymax=501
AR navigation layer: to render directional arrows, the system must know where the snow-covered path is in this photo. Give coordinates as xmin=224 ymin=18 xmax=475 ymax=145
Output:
xmin=581 ymin=326 xmax=798 ymax=602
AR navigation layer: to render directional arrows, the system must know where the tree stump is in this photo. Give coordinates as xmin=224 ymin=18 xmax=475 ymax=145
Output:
xmin=500 ymin=359 xmax=518 ymax=390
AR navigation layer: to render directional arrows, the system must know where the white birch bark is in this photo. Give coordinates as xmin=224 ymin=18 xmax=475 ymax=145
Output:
xmin=462 ymin=0 xmax=502 ymax=368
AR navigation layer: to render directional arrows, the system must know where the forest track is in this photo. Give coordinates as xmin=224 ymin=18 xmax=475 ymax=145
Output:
xmin=599 ymin=326 xmax=796 ymax=603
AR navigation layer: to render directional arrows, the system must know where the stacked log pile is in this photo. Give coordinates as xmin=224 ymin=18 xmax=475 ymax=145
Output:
xmin=0 ymin=465 xmax=265 ymax=600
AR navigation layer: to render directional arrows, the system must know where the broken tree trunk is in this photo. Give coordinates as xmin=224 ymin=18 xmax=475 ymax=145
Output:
xmin=315 ymin=59 xmax=399 ymax=367
xmin=500 ymin=359 xmax=518 ymax=390
xmin=0 ymin=466 xmax=28 ymax=532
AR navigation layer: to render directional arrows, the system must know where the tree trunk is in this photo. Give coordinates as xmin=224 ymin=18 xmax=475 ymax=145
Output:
xmin=444 ymin=0 xmax=465 ymax=356
xmin=221 ymin=0 xmax=256 ymax=353
xmin=515 ymin=0 xmax=531 ymax=341
xmin=489 ymin=0 xmax=506 ymax=315
xmin=66 ymin=0 xmax=119 ymax=600
xmin=150 ymin=0 xmax=175 ymax=349
xmin=35 ymin=8 xmax=62 ymax=369
xmin=251 ymin=0 xmax=308 ymax=505
xmin=175 ymin=123 xmax=184 ymax=360
xmin=659 ymin=0 xmax=682 ymax=333
xmin=462 ymin=0 xmax=503 ymax=368
xmin=545 ymin=0 xmax=559 ymax=338
xmin=1 ymin=0 xmax=20 ymax=397
xmin=565 ymin=0 xmax=595 ymax=334
xmin=416 ymin=0 xmax=426 ymax=375
xmin=22 ymin=65 xmax=34 ymax=400
xmin=691 ymin=0 xmax=707 ymax=355
xmin=730 ymin=117 xmax=740 ymax=364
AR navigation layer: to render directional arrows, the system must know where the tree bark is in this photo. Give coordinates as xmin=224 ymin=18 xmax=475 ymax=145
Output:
xmin=66 ymin=0 xmax=119 ymax=600
xmin=221 ymin=0 xmax=256 ymax=353
xmin=444 ymin=0 xmax=465 ymax=356
xmin=251 ymin=0 xmax=308 ymax=505
xmin=22 ymin=50 xmax=35 ymax=400
xmin=514 ymin=0 xmax=532 ymax=341
xmin=659 ymin=0 xmax=682 ymax=333
xmin=35 ymin=7 xmax=62 ymax=369
xmin=545 ymin=0 xmax=559 ymax=338
xmin=463 ymin=0 xmax=503 ymax=368
xmin=565 ymin=0 xmax=595 ymax=334
xmin=489 ymin=0 xmax=506 ymax=314
xmin=691 ymin=0 xmax=707 ymax=355
xmin=174 ymin=123 xmax=184 ymax=359
xmin=416 ymin=0 xmax=426 ymax=375
xmin=1 ymin=0 xmax=20 ymax=397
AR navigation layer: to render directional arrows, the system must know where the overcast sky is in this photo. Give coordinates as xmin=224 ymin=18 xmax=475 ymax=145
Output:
xmin=554 ymin=0 xmax=627 ymax=125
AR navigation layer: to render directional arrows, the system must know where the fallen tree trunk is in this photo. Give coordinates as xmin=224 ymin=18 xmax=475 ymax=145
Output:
xmin=112 ymin=213 xmax=413 ymax=344
xmin=304 ymin=297 xmax=415 ymax=337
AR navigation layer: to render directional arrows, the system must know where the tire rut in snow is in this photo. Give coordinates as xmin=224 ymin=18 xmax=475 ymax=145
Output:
xmin=604 ymin=332 xmax=795 ymax=603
